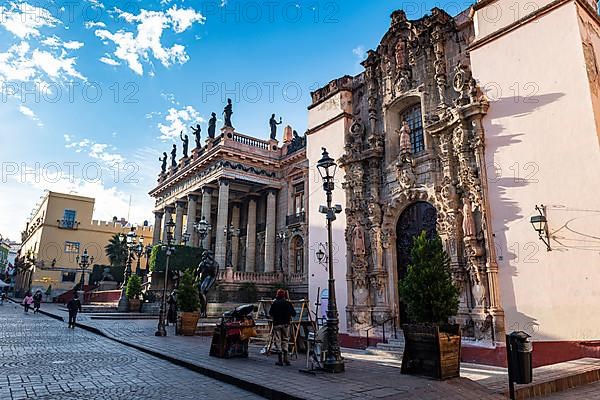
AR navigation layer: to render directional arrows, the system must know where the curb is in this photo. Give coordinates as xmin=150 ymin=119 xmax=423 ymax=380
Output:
xmin=23 ymin=301 xmax=304 ymax=400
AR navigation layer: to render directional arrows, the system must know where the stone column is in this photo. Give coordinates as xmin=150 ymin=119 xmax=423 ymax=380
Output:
xmin=201 ymin=187 xmax=213 ymax=250
xmin=231 ymin=203 xmax=241 ymax=270
xmin=152 ymin=210 xmax=164 ymax=244
xmin=264 ymin=189 xmax=277 ymax=273
xmin=214 ymin=179 xmax=230 ymax=268
xmin=162 ymin=206 xmax=174 ymax=242
xmin=186 ymin=194 xmax=199 ymax=247
xmin=174 ymin=200 xmax=186 ymax=244
xmin=245 ymin=197 xmax=257 ymax=272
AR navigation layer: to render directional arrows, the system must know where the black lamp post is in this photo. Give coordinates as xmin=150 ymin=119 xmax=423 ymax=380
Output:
xmin=144 ymin=244 xmax=153 ymax=276
xmin=76 ymin=249 xmax=94 ymax=289
xmin=194 ymin=216 xmax=211 ymax=251
xmin=316 ymin=147 xmax=345 ymax=373
xmin=135 ymin=235 xmax=145 ymax=277
xmin=155 ymin=219 xmax=176 ymax=337
xmin=117 ymin=228 xmax=141 ymax=311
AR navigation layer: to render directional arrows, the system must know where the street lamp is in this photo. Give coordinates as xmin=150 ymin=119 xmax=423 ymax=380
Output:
xmin=144 ymin=244 xmax=153 ymax=276
xmin=155 ymin=219 xmax=176 ymax=337
xmin=316 ymin=147 xmax=345 ymax=373
xmin=117 ymin=228 xmax=142 ymax=311
xmin=135 ymin=235 xmax=145 ymax=277
xmin=76 ymin=249 xmax=94 ymax=290
xmin=530 ymin=205 xmax=551 ymax=252
xmin=315 ymin=243 xmax=328 ymax=268
xmin=194 ymin=216 xmax=211 ymax=250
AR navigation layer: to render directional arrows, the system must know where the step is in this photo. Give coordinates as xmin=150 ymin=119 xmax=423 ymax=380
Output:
xmin=386 ymin=338 xmax=405 ymax=346
xmin=465 ymin=358 xmax=600 ymax=399
xmin=365 ymin=347 xmax=404 ymax=359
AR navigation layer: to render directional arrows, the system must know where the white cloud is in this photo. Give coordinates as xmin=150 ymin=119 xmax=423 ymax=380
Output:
xmin=95 ymin=5 xmax=205 ymax=75
xmin=352 ymin=45 xmax=366 ymax=61
xmin=41 ymin=35 xmax=84 ymax=50
xmin=86 ymin=0 xmax=105 ymax=9
xmin=30 ymin=49 xmax=85 ymax=80
xmin=0 ymin=2 xmax=60 ymax=39
xmin=64 ymin=136 xmax=124 ymax=165
xmin=18 ymin=105 xmax=43 ymax=126
xmin=18 ymin=105 xmax=35 ymax=117
xmin=99 ymin=56 xmax=120 ymax=66
xmin=85 ymin=21 xmax=106 ymax=29
xmin=0 ymin=4 xmax=86 ymax=94
xmin=157 ymin=105 xmax=205 ymax=141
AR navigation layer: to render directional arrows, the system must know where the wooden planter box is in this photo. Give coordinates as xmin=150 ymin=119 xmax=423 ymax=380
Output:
xmin=401 ymin=323 xmax=461 ymax=380
xmin=128 ymin=299 xmax=141 ymax=312
xmin=179 ymin=311 xmax=200 ymax=336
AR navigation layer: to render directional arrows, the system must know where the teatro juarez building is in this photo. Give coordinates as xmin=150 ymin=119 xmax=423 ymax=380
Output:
xmin=149 ymin=111 xmax=309 ymax=297
xmin=151 ymin=1 xmax=600 ymax=365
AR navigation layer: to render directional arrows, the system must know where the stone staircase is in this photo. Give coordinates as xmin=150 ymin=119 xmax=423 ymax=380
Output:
xmin=366 ymin=337 xmax=405 ymax=359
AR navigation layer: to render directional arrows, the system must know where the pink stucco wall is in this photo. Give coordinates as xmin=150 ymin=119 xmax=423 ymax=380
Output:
xmin=471 ymin=1 xmax=600 ymax=341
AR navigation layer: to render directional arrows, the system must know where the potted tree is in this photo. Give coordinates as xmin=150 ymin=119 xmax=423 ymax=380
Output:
xmin=177 ymin=268 xmax=200 ymax=336
xmin=126 ymin=275 xmax=142 ymax=312
xmin=398 ymin=231 xmax=461 ymax=380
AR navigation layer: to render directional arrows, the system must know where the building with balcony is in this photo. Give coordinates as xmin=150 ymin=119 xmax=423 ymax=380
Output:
xmin=16 ymin=191 xmax=152 ymax=297
xmin=148 ymin=119 xmax=308 ymax=297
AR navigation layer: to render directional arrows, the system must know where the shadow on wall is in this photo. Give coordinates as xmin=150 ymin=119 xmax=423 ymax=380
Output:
xmin=485 ymin=92 xmax=565 ymax=341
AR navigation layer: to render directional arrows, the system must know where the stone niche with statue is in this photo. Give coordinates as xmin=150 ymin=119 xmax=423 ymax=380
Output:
xmin=328 ymin=8 xmax=505 ymax=342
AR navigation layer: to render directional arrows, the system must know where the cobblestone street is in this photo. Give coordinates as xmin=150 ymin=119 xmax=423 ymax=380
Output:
xmin=0 ymin=303 xmax=261 ymax=400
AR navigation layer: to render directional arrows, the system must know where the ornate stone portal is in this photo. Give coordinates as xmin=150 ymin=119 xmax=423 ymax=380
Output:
xmin=335 ymin=8 xmax=504 ymax=342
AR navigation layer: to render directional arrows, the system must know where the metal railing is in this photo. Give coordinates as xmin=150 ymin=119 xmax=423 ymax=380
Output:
xmin=57 ymin=219 xmax=79 ymax=229
xmin=362 ymin=315 xmax=398 ymax=349
xmin=286 ymin=211 xmax=306 ymax=226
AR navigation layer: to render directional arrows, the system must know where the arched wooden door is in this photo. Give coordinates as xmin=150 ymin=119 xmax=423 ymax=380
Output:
xmin=396 ymin=201 xmax=437 ymax=323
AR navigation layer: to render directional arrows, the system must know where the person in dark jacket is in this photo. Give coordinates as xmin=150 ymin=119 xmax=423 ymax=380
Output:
xmin=33 ymin=290 xmax=43 ymax=313
xmin=66 ymin=292 xmax=82 ymax=329
xmin=269 ymin=289 xmax=296 ymax=366
xmin=167 ymin=290 xmax=177 ymax=325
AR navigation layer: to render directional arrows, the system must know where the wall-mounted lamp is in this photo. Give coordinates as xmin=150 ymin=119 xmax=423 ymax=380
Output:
xmin=315 ymin=242 xmax=328 ymax=268
xmin=530 ymin=204 xmax=551 ymax=252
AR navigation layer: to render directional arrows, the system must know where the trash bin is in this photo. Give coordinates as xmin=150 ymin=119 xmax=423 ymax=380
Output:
xmin=507 ymin=331 xmax=533 ymax=385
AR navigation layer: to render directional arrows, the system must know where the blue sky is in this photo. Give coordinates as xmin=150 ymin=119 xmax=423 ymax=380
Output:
xmin=0 ymin=0 xmax=472 ymax=241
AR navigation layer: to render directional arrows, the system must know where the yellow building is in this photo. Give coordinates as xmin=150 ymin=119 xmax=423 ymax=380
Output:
xmin=17 ymin=191 xmax=152 ymax=297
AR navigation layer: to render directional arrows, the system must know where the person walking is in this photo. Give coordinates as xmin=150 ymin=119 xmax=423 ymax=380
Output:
xmin=269 ymin=289 xmax=296 ymax=366
xmin=33 ymin=290 xmax=43 ymax=313
xmin=0 ymin=292 xmax=6 ymax=305
xmin=22 ymin=291 xmax=33 ymax=313
xmin=66 ymin=292 xmax=82 ymax=329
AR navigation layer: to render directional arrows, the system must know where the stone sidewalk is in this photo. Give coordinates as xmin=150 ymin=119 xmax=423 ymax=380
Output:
xmin=36 ymin=303 xmax=503 ymax=400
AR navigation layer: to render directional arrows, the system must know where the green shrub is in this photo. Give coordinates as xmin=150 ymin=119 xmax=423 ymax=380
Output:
xmin=176 ymin=268 xmax=200 ymax=312
xmin=398 ymin=231 xmax=459 ymax=324
xmin=149 ymin=246 xmax=204 ymax=273
xmin=125 ymin=275 xmax=142 ymax=300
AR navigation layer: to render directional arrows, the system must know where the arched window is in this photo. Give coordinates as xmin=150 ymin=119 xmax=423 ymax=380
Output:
xmin=293 ymin=236 xmax=304 ymax=274
xmin=400 ymin=104 xmax=424 ymax=154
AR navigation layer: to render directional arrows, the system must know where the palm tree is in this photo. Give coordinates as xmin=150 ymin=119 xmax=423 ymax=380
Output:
xmin=105 ymin=234 xmax=130 ymax=268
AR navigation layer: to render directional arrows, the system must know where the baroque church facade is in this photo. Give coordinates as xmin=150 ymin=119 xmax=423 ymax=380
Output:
xmin=307 ymin=0 xmax=600 ymax=364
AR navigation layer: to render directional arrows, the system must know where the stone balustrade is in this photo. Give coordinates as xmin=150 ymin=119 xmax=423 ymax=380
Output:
xmin=230 ymin=132 xmax=271 ymax=150
xmin=218 ymin=268 xmax=284 ymax=284
xmin=287 ymin=272 xmax=307 ymax=284
xmin=216 ymin=268 xmax=307 ymax=285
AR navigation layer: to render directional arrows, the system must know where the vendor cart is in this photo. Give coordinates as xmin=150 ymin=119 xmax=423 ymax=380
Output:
xmin=210 ymin=304 xmax=257 ymax=358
